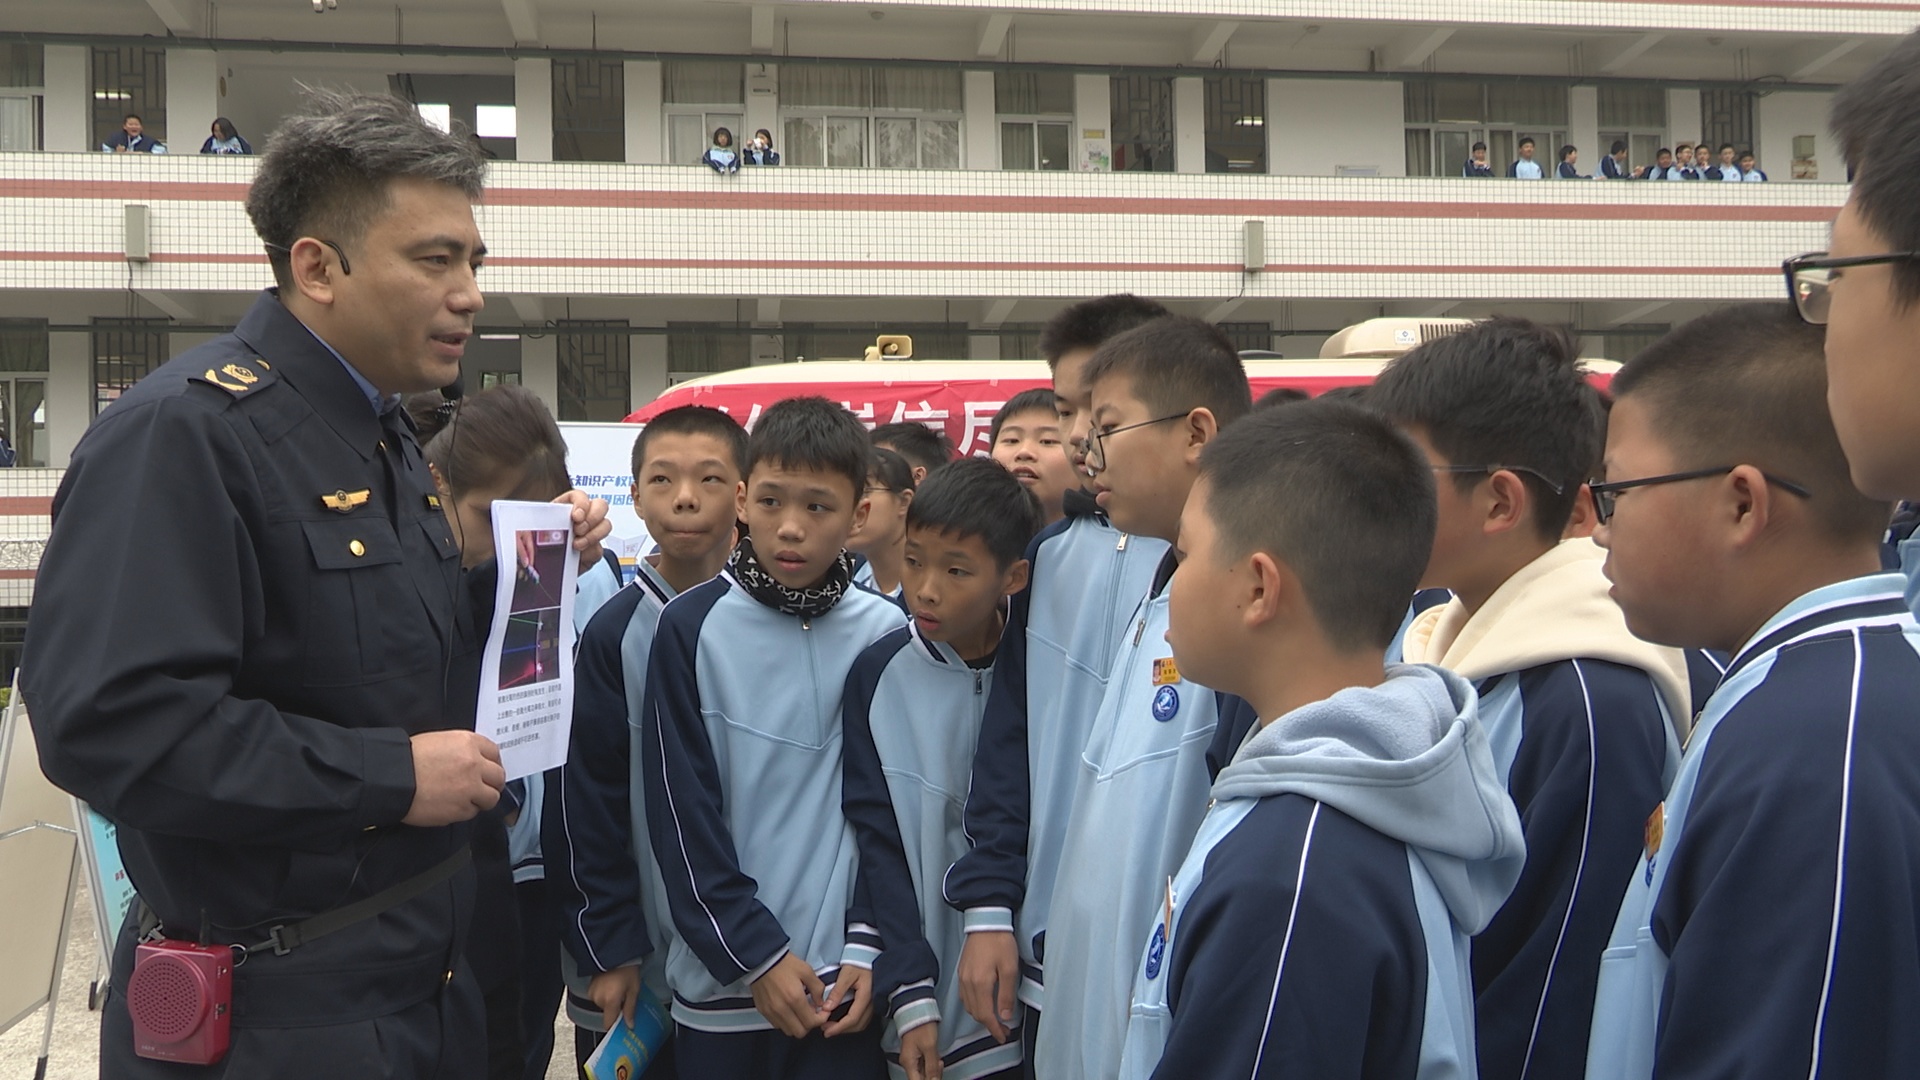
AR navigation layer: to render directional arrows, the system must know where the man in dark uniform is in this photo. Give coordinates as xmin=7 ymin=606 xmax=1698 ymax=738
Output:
xmin=22 ymin=91 xmax=608 ymax=1078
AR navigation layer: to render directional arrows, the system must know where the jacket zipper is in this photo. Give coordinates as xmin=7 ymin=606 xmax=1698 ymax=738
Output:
xmin=1101 ymin=531 xmax=1132 ymax=662
xmin=973 ymin=669 xmax=983 ymax=695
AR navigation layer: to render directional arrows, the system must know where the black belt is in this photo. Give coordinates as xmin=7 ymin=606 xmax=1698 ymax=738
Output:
xmin=132 ymin=846 xmax=473 ymax=1028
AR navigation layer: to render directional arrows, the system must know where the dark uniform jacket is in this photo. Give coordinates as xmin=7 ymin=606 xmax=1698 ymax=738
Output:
xmin=22 ymin=292 xmax=485 ymax=1061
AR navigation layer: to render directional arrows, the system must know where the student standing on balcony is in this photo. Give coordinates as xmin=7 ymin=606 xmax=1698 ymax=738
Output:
xmin=200 ymin=117 xmax=252 ymax=155
xmin=743 ymin=129 xmax=781 ymax=166
xmin=1557 ymin=145 xmax=1589 ymax=179
xmin=1463 ymin=141 xmax=1495 ymax=178
xmin=701 ymin=128 xmax=739 ymax=174
xmin=1738 ymin=151 xmax=1768 ymax=182
xmin=1641 ymin=148 xmax=1675 ymax=180
xmin=1508 ymin=138 xmax=1544 ymax=179
xmin=1599 ymin=141 xmax=1639 ymax=179
xmin=1671 ymin=143 xmax=1697 ymax=180
xmin=101 ymin=112 xmax=163 ymax=153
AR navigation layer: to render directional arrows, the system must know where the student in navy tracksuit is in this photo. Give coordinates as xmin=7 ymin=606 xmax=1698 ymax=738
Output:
xmin=1820 ymin=31 xmax=1920 ymax=588
xmin=642 ymin=397 xmax=906 ymax=1078
xmin=544 ymin=406 xmax=749 ymax=1076
xmin=1587 ymin=303 xmax=1920 ymax=1078
xmin=1371 ymin=318 xmax=1689 ymax=1080
xmin=1034 ymin=316 xmax=1256 ymax=1080
xmin=943 ymin=294 xmax=1171 ymax=1072
xmin=1464 ymin=141 xmax=1495 ymax=177
xmin=1116 ymin=400 xmax=1525 ymax=1079
xmin=844 ymin=460 xmax=1044 ymax=1080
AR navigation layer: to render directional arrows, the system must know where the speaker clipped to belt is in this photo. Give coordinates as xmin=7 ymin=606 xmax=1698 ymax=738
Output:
xmin=128 ymin=939 xmax=233 ymax=1065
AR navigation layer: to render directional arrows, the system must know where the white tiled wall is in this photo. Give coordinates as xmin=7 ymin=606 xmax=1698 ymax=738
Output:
xmin=0 ymin=154 xmax=1845 ymax=303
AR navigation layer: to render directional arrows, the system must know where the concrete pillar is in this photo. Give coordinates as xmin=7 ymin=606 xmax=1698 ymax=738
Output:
xmin=1569 ymin=86 xmax=1599 ymax=178
xmin=631 ymin=328 xmax=667 ymax=411
xmin=963 ymin=70 xmax=997 ymax=170
xmin=1174 ymin=76 xmax=1205 ymax=174
xmin=166 ymin=49 xmax=219 ymax=153
xmin=625 ymin=60 xmax=662 ymax=164
xmin=1073 ymin=73 xmax=1111 ymax=172
xmin=1667 ymin=88 xmax=1703 ymax=151
xmin=745 ymin=63 xmax=779 ymax=151
xmin=47 ymin=331 xmax=90 ymax=466
xmin=514 ymin=58 xmax=553 ymax=163
xmin=521 ymin=334 xmax=557 ymax=413
xmin=42 ymin=45 xmax=89 ymax=152
xmin=967 ymin=333 xmax=1001 ymax=360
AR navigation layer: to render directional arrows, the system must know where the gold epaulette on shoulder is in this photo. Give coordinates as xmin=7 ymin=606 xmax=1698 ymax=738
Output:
xmin=191 ymin=359 xmax=276 ymax=397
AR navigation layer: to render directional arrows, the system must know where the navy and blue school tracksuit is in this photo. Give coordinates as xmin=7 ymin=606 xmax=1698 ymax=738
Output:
xmin=642 ymin=573 xmax=903 ymax=1076
xmin=843 ymin=624 xmax=1023 ymax=1080
xmin=1398 ymin=540 xmax=1687 ymax=1080
xmin=542 ymin=562 xmax=682 ymax=1059
xmin=942 ymin=493 xmax=1168 ymax=1029
xmin=1032 ymin=552 xmax=1254 ymax=1080
xmin=1116 ymin=665 xmax=1526 ymax=1079
xmin=1588 ymin=574 xmax=1920 ymax=1079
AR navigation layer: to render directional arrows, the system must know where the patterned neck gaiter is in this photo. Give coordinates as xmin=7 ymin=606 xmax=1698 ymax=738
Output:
xmin=727 ymin=535 xmax=853 ymax=620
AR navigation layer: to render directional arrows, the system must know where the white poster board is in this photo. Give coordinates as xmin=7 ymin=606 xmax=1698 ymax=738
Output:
xmin=476 ymin=501 xmax=578 ymax=780
xmin=0 ymin=686 xmax=81 ymax=1039
xmin=558 ymin=422 xmax=652 ymax=566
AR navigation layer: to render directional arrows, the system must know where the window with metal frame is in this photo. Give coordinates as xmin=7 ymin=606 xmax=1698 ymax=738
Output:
xmin=557 ymin=320 xmax=632 ymax=422
xmin=91 ymin=317 xmax=167 ymax=417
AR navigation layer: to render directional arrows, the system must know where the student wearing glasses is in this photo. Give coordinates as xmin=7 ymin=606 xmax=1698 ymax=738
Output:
xmin=1803 ymin=29 xmax=1920 ymax=621
xmin=1586 ymin=303 xmax=1920 ymax=1079
xmin=1370 ymin=318 xmax=1691 ymax=1080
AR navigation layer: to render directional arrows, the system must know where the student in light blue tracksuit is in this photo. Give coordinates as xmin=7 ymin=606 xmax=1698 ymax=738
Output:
xmin=1034 ymin=316 xmax=1256 ymax=1080
xmin=1116 ymin=399 xmax=1525 ymax=1080
xmin=544 ymin=406 xmax=748 ymax=1076
xmin=943 ymin=294 xmax=1171 ymax=1067
xmin=844 ymin=459 xmax=1044 ymax=1080
xmin=1588 ymin=305 xmax=1920 ymax=1078
xmin=1370 ymin=318 xmax=1690 ymax=1080
xmin=643 ymin=397 xmax=905 ymax=1079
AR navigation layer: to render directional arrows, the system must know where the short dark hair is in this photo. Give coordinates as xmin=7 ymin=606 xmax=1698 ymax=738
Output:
xmin=713 ymin=127 xmax=732 ymax=145
xmin=1739 ymin=150 xmax=1756 ymax=161
xmin=1675 ymin=141 xmax=1693 ymax=153
xmin=1718 ymin=143 xmax=1735 ymax=154
xmin=424 ymin=385 xmax=569 ymax=502
xmin=1472 ymin=141 xmax=1487 ymax=151
xmin=1611 ymin=304 xmax=1892 ymax=544
xmin=1081 ymin=316 xmax=1253 ymax=426
xmin=907 ymin=456 xmax=1044 ymax=569
xmin=1038 ymin=294 xmax=1170 ymax=367
xmin=1610 ymin=140 xmax=1628 ymax=155
xmin=1315 ymin=384 xmax=1369 ymax=406
xmin=868 ymin=445 xmax=917 ymax=493
xmin=1831 ymin=29 xmax=1920 ymax=306
xmin=1518 ymin=137 xmax=1535 ymax=148
xmin=1369 ymin=316 xmax=1602 ymax=539
xmin=869 ymin=422 xmax=952 ymax=474
xmin=747 ymin=396 xmax=870 ymax=496
xmin=123 ymin=113 xmax=142 ymax=123
xmin=1255 ymin=386 xmax=1310 ymax=410
xmin=634 ymin=405 xmax=748 ymax=478
xmin=990 ymin=388 xmax=1058 ymax=443
xmin=247 ymin=89 xmax=487 ymax=291
xmin=1199 ymin=400 xmax=1436 ymax=652
xmin=1656 ymin=147 xmax=1672 ymax=159
xmin=1560 ymin=145 xmax=1578 ymax=161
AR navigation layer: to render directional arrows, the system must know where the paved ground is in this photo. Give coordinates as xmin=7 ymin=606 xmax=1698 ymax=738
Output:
xmin=0 ymin=883 xmax=580 ymax=1080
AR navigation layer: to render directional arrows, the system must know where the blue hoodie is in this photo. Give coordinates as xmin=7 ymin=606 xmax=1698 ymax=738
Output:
xmin=844 ymin=622 xmax=1026 ymax=1080
xmin=943 ymin=492 xmax=1169 ymax=1010
xmin=641 ymin=569 xmax=905 ymax=1030
xmin=1588 ymin=574 xmax=1920 ymax=1079
xmin=1117 ymin=665 xmax=1527 ymax=1079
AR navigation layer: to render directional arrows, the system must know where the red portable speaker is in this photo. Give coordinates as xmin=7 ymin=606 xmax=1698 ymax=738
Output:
xmin=128 ymin=939 xmax=233 ymax=1065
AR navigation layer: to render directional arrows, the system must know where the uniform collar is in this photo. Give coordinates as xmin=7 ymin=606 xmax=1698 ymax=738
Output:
xmin=905 ymin=606 xmax=1001 ymax=670
xmin=305 ymin=326 xmax=397 ymax=416
xmin=230 ymin=290 xmax=386 ymax=460
xmin=1724 ymin=573 xmax=1909 ymax=680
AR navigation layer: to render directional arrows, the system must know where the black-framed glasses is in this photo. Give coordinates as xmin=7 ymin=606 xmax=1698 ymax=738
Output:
xmin=1086 ymin=413 xmax=1188 ymax=476
xmin=264 ymin=238 xmax=354 ymax=275
xmin=1783 ymin=251 xmax=1920 ymax=325
xmin=1430 ymin=464 xmax=1566 ymax=496
xmin=1588 ymin=466 xmax=1812 ymax=525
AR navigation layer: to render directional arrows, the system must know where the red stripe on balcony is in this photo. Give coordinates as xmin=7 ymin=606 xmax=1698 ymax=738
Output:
xmin=0 ymin=497 xmax=52 ymax=515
